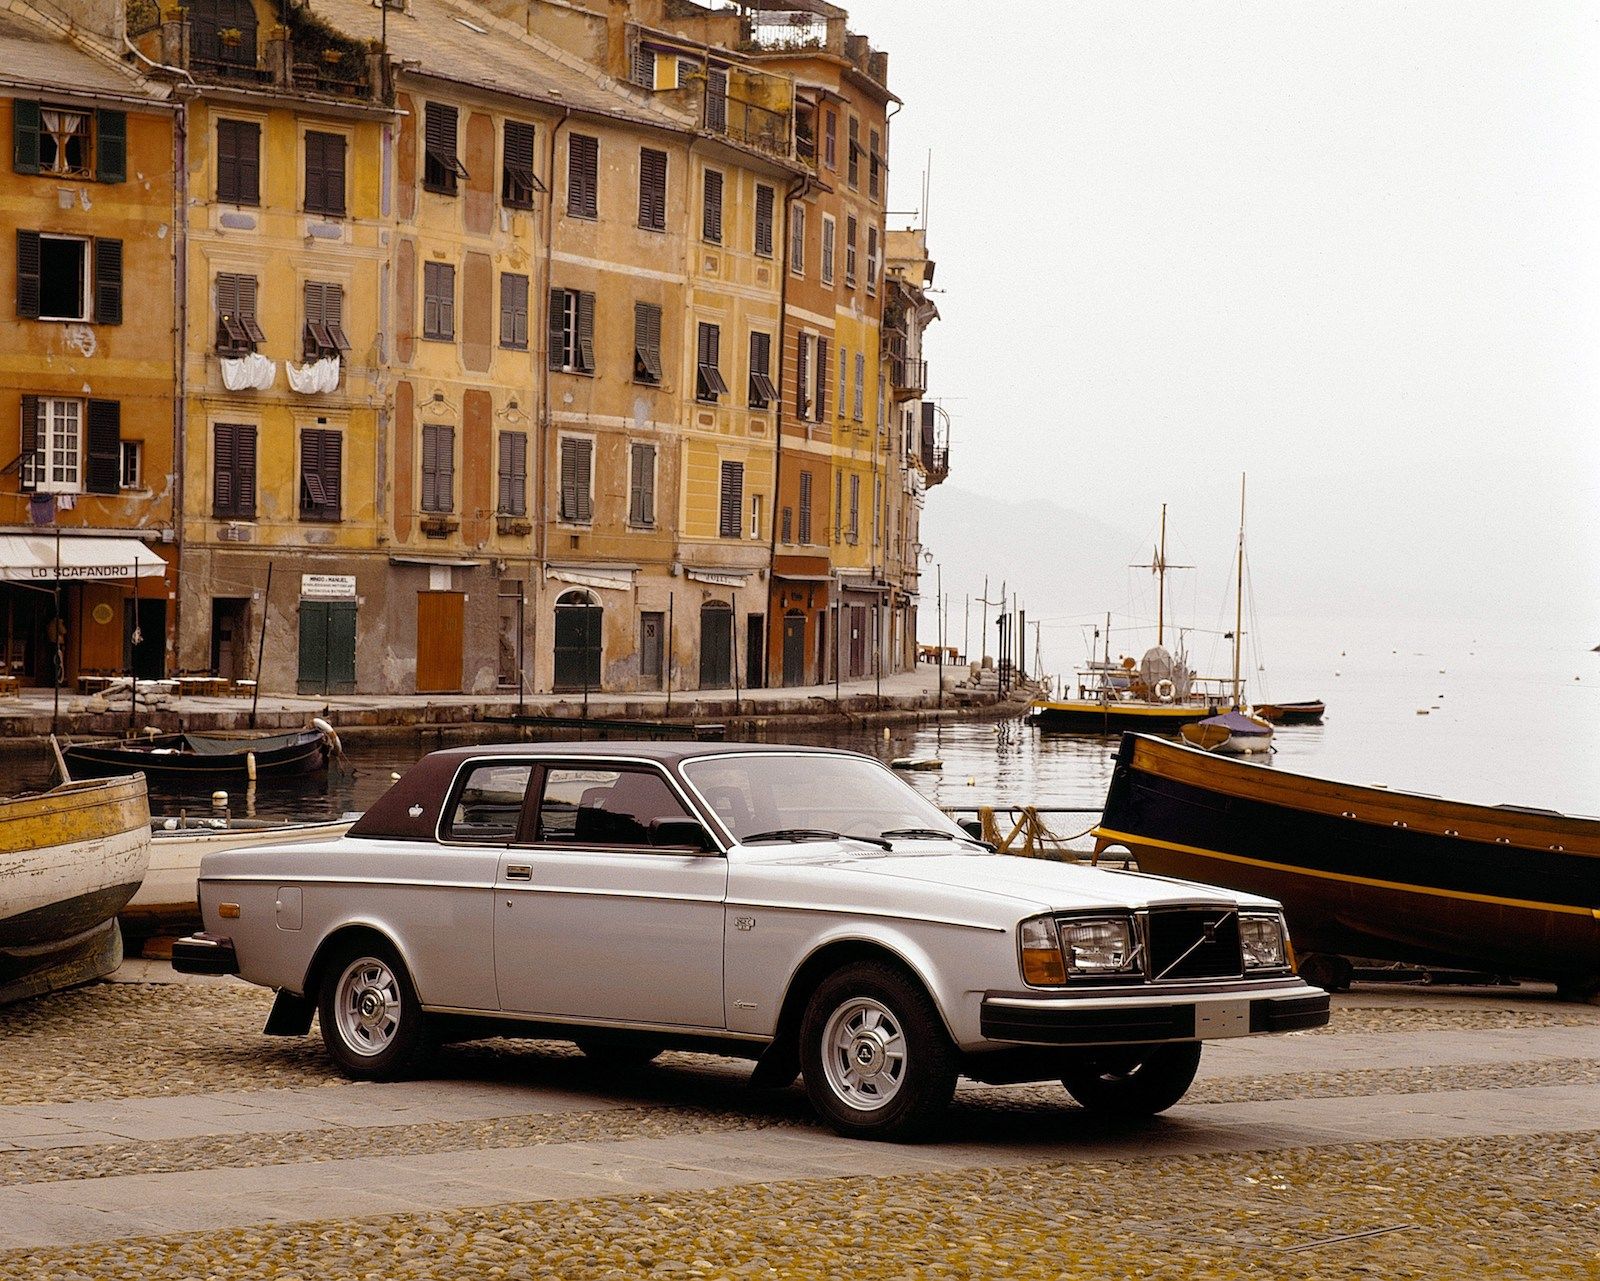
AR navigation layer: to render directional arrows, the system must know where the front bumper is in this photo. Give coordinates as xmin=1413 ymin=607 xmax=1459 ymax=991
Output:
xmin=171 ymin=932 xmax=239 ymax=976
xmin=980 ymin=978 xmax=1329 ymax=1046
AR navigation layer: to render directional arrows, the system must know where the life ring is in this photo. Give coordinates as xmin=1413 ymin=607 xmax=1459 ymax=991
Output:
xmin=1154 ymin=678 xmax=1176 ymax=703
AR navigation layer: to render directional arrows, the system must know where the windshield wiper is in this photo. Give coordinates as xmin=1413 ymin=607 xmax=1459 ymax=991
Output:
xmin=879 ymin=827 xmax=989 ymax=847
xmin=742 ymin=828 xmax=891 ymax=849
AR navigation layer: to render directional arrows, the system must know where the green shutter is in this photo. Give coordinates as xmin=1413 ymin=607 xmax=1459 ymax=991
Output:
xmin=94 ymin=238 xmax=123 ymax=325
xmin=95 ymin=110 xmax=125 ymax=184
xmin=85 ymin=400 xmax=121 ymax=495
xmin=18 ymin=394 xmax=39 ymax=493
xmin=16 ymin=230 xmax=41 ymax=318
xmin=13 ymin=100 xmax=40 ymax=175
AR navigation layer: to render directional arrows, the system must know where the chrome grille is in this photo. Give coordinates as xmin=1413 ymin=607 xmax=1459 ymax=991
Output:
xmin=1146 ymin=908 xmax=1243 ymax=980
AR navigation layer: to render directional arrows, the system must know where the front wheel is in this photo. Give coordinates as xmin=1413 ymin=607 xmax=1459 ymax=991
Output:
xmin=1061 ymin=1042 xmax=1202 ymax=1117
xmin=318 ymin=939 xmax=430 ymax=1081
xmin=799 ymin=961 xmax=957 ymax=1141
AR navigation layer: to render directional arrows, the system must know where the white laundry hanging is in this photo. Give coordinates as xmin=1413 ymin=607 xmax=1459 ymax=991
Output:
xmin=287 ymin=355 xmax=340 ymax=394
xmin=220 ymin=352 xmax=276 ymax=392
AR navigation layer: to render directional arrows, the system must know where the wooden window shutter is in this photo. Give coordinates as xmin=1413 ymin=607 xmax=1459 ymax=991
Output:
xmin=498 ymin=274 xmax=512 ymax=347
xmin=437 ymin=426 xmax=454 ymax=511
xmin=567 ymin=134 xmax=598 ymax=218
xmin=16 ymin=230 xmax=41 ymax=318
xmin=85 ymin=399 xmax=121 ymax=495
xmin=702 ymin=168 xmax=723 ymax=243
xmin=307 ymin=132 xmax=346 ymax=215
xmin=511 ymin=432 xmax=526 ymax=516
xmin=634 ymin=301 xmax=662 ymax=382
xmin=440 ymin=265 xmax=455 ymax=339
xmin=236 ymin=423 xmax=257 ymax=516
xmin=638 ymin=147 xmax=667 ymax=230
xmin=234 ymin=122 xmax=260 ymax=205
xmin=500 ymin=273 xmax=528 ymax=349
xmin=815 ymin=337 xmax=828 ymax=422
xmin=575 ymin=439 xmax=592 ymax=521
xmin=304 ymin=133 xmax=325 ymax=214
xmin=213 ymin=422 xmax=234 ymax=514
xmin=548 ymin=288 xmax=569 ymax=370
xmin=91 ymin=109 xmax=126 ymax=183
xmin=754 ymin=184 xmax=774 ymax=257
xmin=795 ymin=333 xmax=809 ymax=417
xmin=719 ymin=460 xmax=743 ymax=537
xmin=13 ymin=99 xmax=40 ymax=175
xmin=559 ymin=437 xmax=578 ymax=519
xmin=502 ymin=120 xmax=537 ymax=208
xmin=497 ymin=431 xmax=513 ymax=512
xmin=424 ymin=103 xmax=461 ymax=193
xmin=576 ymin=290 xmax=595 ymax=373
xmin=421 ymin=425 xmax=438 ymax=512
xmin=629 ymin=443 xmax=646 ymax=524
xmin=300 ymin=429 xmax=322 ymax=515
xmin=216 ymin=120 xmax=238 ymax=202
xmin=324 ymin=430 xmax=342 ymax=518
xmin=798 ymin=470 xmax=812 ymax=545
xmin=93 ymin=238 xmax=122 ymax=325
xmin=18 ymin=395 xmax=39 ymax=493
xmin=638 ymin=444 xmax=654 ymax=524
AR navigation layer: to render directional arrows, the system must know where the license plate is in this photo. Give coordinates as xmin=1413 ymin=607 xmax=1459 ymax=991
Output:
xmin=1195 ymin=999 xmax=1249 ymax=1037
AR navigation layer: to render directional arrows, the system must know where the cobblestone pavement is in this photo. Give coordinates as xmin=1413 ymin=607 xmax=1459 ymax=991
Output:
xmin=0 ymin=978 xmax=1596 ymax=1278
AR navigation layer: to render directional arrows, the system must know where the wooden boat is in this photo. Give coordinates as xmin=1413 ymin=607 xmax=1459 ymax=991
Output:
xmin=1 ymin=774 xmax=151 ymax=1004
xmin=123 ymin=815 xmax=357 ymax=929
xmin=1180 ymin=710 xmax=1275 ymax=754
xmin=1093 ymin=733 xmax=1600 ymax=997
xmin=64 ymin=726 xmax=334 ymax=782
xmin=1256 ymin=700 xmax=1326 ymax=725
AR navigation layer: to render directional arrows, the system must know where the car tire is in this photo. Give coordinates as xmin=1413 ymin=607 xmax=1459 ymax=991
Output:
xmin=574 ymin=1038 xmax=663 ymax=1070
xmin=317 ymin=938 xmax=430 ymax=1081
xmin=1060 ymin=1042 xmax=1202 ymax=1117
xmin=799 ymin=961 xmax=957 ymax=1141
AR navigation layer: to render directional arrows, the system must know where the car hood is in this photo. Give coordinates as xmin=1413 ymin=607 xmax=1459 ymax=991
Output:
xmin=733 ymin=840 xmax=1280 ymax=913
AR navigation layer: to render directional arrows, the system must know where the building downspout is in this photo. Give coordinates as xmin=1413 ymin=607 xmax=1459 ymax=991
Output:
xmin=537 ymin=106 xmax=572 ymax=689
xmin=764 ymin=169 xmax=812 ymax=688
xmin=169 ymin=98 xmax=188 ymax=675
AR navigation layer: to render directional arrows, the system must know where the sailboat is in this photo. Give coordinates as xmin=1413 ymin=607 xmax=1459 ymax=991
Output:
xmin=1029 ymin=505 xmax=1229 ymax=732
xmin=1180 ymin=478 xmax=1274 ymax=755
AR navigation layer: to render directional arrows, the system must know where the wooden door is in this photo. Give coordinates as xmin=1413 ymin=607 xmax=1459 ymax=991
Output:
xmin=782 ymin=612 xmax=805 ymax=687
xmin=416 ymin=591 xmax=465 ymax=693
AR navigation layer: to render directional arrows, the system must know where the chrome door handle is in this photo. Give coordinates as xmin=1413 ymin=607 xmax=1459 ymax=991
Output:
xmin=505 ymin=864 xmax=532 ymax=881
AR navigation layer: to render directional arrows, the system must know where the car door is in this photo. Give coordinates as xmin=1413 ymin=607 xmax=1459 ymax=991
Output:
xmin=494 ymin=762 xmax=728 ymax=1028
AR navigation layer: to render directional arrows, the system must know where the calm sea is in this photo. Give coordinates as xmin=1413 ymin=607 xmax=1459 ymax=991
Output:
xmin=16 ymin=622 xmax=1599 ymax=823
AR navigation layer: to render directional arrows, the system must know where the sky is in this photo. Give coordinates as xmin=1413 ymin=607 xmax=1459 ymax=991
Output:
xmin=840 ymin=1 xmax=1600 ymax=661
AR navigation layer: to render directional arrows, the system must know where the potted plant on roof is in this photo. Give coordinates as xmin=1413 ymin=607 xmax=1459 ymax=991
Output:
xmin=322 ymin=46 xmax=344 ymax=63
xmin=218 ymin=26 xmax=243 ymax=46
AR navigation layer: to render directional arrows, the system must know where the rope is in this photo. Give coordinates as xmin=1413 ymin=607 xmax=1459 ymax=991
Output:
xmin=977 ymin=805 xmax=1102 ymax=862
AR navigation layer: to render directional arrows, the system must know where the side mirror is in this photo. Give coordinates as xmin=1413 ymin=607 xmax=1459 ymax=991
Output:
xmin=650 ymin=817 xmax=716 ymax=851
xmin=958 ymin=818 xmax=984 ymax=841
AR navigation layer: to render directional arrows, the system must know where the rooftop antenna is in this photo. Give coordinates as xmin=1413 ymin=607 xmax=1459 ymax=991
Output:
xmin=922 ymin=149 xmax=931 ymax=232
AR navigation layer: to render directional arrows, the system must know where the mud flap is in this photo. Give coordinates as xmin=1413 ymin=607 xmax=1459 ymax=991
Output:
xmin=264 ymin=988 xmax=315 ymax=1036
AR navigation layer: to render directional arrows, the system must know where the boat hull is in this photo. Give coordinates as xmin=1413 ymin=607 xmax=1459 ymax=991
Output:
xmin=1029 ymin=699 xmax=1215 ymax=732
xmin=0 ymin=775 xmax=151 ymax=1002
xmin=64 ymin=731 xmax=330 ymax=782
xmin=1257 ymin=701 xmax=1325 ymax=725
xmin=1094 ymin=734 xmax=1600 ymax=990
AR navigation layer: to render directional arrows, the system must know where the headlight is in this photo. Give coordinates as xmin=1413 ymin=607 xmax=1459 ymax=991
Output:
xmin=1059 ymin=916 xmax=1141 ymax=976
xmin=1240 ymin=913 xmax=1288 ymax=970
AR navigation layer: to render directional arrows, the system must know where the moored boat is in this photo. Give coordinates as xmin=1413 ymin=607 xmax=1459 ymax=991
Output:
xmin=1093 ymin=733 xmax=1600 ymax=997
xmin=1 ymin=774 xmax=151 ymax=1004
xmin=64 ymin=726 xmax=335 ymax=783
xmin=124 ymin=815 xmax=358 ymax=930
xmin=1256 ymin=700 xmax=1326 ymax=725
xmin=1180 ymin=710 xmax=1275 ymax=754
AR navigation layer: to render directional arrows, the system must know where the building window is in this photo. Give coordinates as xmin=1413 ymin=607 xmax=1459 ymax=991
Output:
xmin=795 ymin=333 xmax=811 ymax=419
xmin=190 ymin=0 xmax=257 ymax=65
xmin=781 ymin=505 xmax=792 ymax=544
xmin=216 ymin=119 xmax=260 ymax=205
xmin=422 ymin=261 xmax=455 ymax=341
xmin=13 ymin=102 xmax=125 ymax=183
xmin=559 ymin=435 xmax=593 ymax=523
xmin=718 ymin=460 xmax=743 ymax=538
xmin=834 ymin=470 xmax=842 ymax=541
xmin=789 ymin=202 xmax=805 ymax=275
xmin=848 ymin=473 xmax=860 ymax=544
xmin=873 ymin=475 xmax=881 ymax=546
xmin=748 ymin=331 xmax=775 ymax=409
xmin=705 ymin=66 xmax=728 ymax=133
xmin=500 ymin=273 xmax=529 ymax=350
xmin=567 ymin=133 xmax=599 ymax=218
xmin=702 ymin=168 xmax=723 ymax=243
xmin=638 ymin=147 xmax=667 ymax=231
xmin=813 ymin=337 xmax=828 ymax=423
xmin=502 ymin=120 xmax=538 ymax=209
xmin=854 ymin=351 xmax=865 ymax=421
xmin=120 ymin=439 xmax=142 ymax=489
xmin=629 ymin=441 xmax=655 ymax=527
xmin=304 ymin=131 xmax=346 ymax=216
xmin=866 ymin=225 xmax=879 ymax=297
xmin=820 ymin=214 xmax=835 ymax=285
xmin=754 ymin=183 xmax=774 ymax=257
xmin=548 ymin=288 xmax=595 ymax=373
xmin=798 ymin=469 xmax=813 ymax=545
xmin=423 ymin=103 xmax=465 ymax=195
xmin=844 ymin=214 xmax=857 ymax=286
xmin=695 ymin=322 xmax=727 ymax=402
xmin=750 ymin=492 xmax=762 ymax=540
xmin=19 ymin=397 xmax=78 ymax=493
xmin=498 ymin=430 xmax=527 ymax=516
xmin=215 ymin=272 xmax=264 ymax=354
xmin=847 ymin=116 xmax=860 ymax=188
xmin=36 ymin=106 xmax=89 ymax=176
xmin=299 ymin=428 xmax=342 ymax=521
xmin=837 ymin=345 xmax=847 ymax=421
xmin=421 ymin=423 xmax=454 ymax=513
xmin=868 ymin=127 xmax=881 ymax=201
xmin=212 ymin=421 xmax=257 ymax=518
xmin=630 ymin=42 xmax=653 ymax=87
xmin=823 ymin=110 xmax=837 ymax=169
xmin=16 ymin=232 xmax=120 ymax=325
xmin=303 ymin=281 xmax=350 ymax=360
xmin=634 ymin=301 xmax=662 ymax=384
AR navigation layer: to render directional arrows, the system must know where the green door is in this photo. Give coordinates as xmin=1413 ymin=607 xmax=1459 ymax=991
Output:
xmin=298 ymin=600 xmax=356 ymax=694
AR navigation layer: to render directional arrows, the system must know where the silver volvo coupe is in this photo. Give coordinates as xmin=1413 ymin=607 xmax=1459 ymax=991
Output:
xmin=175 ymin=743 xmax=1329 ymax=1140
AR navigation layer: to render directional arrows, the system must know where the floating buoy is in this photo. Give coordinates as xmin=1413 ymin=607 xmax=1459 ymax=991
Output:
xmin=1416 ymin=709 xmax=1429 ymax=715
xmin=966 ymin=776 xmax=976 ymax=786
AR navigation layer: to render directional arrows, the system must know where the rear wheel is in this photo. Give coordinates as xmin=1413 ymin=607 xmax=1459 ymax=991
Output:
xmin=1061 ymin=1042 xmax=1202 ymax=1117
xmin=318 ymin=939 xmax=430 ymax=1081
xmin=799 ymin=961 xmax=956 ymax=1141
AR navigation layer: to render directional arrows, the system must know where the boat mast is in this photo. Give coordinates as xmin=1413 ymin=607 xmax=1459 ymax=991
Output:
xmin=1232 ymin=475 xmax=1245 ymax=710
xmin=1157 ymin=503 xmax=1166 ymax=646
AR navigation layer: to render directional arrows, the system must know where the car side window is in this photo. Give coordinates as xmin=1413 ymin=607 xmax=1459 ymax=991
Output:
xmin=445 ymin=763 xmax=533 ymax=842
xmin=538 ymin=766 xmax=697 ymax=848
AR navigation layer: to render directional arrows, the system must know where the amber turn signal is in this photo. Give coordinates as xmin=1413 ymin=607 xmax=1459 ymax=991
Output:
xmin=1019 ymin=916 xmax=1067 ymax=986
xmin=219 ymin=903 xmax=241 ymax=919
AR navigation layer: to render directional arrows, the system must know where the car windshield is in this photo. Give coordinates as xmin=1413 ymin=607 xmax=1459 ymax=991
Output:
xmin=680 ymin=753 xmax=971 ymax=845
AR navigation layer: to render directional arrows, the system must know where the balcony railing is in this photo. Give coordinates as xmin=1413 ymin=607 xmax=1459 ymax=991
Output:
xmin=889 ymin=356 xmax=926 ymax=399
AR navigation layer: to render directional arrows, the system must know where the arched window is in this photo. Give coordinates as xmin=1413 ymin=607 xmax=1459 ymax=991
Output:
xmin=190 ymin=0 xmax=259 ymax=67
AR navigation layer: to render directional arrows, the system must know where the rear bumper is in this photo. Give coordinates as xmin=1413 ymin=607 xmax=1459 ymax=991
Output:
xmin=171 ymin=932 xmax=239 ymax=976
xmin=979 ymin=980 xmax=1330 ymax=1046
